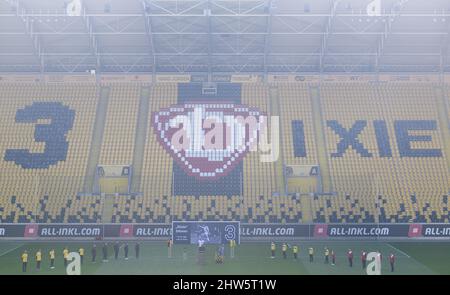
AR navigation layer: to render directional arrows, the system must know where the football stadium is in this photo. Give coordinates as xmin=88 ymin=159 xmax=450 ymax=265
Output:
xmin=0 ymin=0 xmax=450 ymax=277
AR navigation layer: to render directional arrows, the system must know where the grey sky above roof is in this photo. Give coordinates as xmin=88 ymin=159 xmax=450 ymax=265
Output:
xmin=0 ymin=0 xmax=449 ymax=73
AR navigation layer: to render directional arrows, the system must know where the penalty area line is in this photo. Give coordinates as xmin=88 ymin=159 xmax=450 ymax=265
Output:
xmin=386 ymin=243 xmax=410 ymax=258
xmin=0 ymin=244 xmax=23 ymax=257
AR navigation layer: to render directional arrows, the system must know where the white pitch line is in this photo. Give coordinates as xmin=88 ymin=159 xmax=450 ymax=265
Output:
xmin=386 ymin=243 xmax=410 ymax=258
xmin=0 ymin=244 xmax=23 ymax=257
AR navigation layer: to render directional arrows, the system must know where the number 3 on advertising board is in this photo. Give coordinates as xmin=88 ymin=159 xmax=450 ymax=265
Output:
xmin=224 ymin=225 xmax=236 ymax=241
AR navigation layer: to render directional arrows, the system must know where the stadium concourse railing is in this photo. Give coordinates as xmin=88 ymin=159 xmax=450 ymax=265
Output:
xmin=0 ymin=223 xmax=449 ymax=241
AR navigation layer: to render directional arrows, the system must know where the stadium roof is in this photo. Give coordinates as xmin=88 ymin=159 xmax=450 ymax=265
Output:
xmin=0 ymin=0 xmax=449 ymax=74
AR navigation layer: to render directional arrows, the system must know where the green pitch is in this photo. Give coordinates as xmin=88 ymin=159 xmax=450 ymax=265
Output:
xmin=0 ymin=241 xmax=449 ymax=275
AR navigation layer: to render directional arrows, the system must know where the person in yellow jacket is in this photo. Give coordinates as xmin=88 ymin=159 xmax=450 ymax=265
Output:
xmin=63 ymin=247 xmax=69 ymax=267
xmin=49 ymin=249 xmax=55 ymax=269
xmin=270 ymin=242 xmax=276 ymax=258
xmin=35 ymin=249 xmax=42 ymax=270
xmin=229 ymin=239 xmax=236 ymax=248
xmin=229 ymin=239 xmax=236 ymax=258
xmin=21 ymin=250 xmax=28 ymax=273
xmin=293 ymin=245 xmax=299 ymax=260
xmin=78 ymin=247 xmax=84 ymax=265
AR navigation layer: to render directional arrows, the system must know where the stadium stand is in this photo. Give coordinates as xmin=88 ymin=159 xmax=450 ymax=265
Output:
xmin=242 ymin=84 xmax=279 ymax=222
xmin=312 ymin=83 xmax=450 ymax=223
xmin=278 ymin=84 xmax=317 ymax=167
xmin=98 ymin=84 xmax=140 ymax=165
xmin=0 ymin=83 xmax=101 ymax=222
xmin=112 ymin=84 xmax=177 ymax=223
xmin=0 ymin=81 xmax=449 ymax=224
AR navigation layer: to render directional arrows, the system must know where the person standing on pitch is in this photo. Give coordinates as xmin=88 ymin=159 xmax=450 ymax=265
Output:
xmin=78 ymin=247 xmax=84 ymax=265
xmin=293 ymin=245 xmax=298 ymax=260
xmin=167 ymin=239 xmax=173 ymax=258
xmin=324 ymin=247 xmax=330 ymax=264
xmin=389 ymin=253 xmax=395 ymax=272
xmin=361 ymin=250 xmax=367 ymax=269
xmin=135 ymin=242 xmax=140 ymax=259
xmin=347 ymin=249 xmax=354 ymax=267
xmin=124 ymin=243 xmax=129 ymax=260
xmin=215 ymin=244 xmax=225 ymax=264
xmin=308 ymin=247 xmax=314 ymax=263
xmin=21 ymin=250 xmax=28 ymax=273
xmin=49 ymin=249 xmax=55 ymax=269
xmin=102 ymin=243 xmax=108 ymax=262
xmin=91 ymin=244 xmax=97 ymax=263
xmin=270 ymin=242 xmax=276 ymax=258
xmin=197 ymin=240 xmax=206 ymax=265
xmin=377 ymin=251 xmax=382 ymax=264
xmin=331 ymin=249 xmax=336 ymax=266
xmin=229 ymin=239 xmax=236 ymax=259
xmin=282 ymin=243 xmax=287 ymax=259
xmin=35 ymin=249 xmax=42 ymax=271
xmin=63 ymin=247 xmax=69 ymax=267
xmin=219 ymin=244 xmax=225 ymax=262
xmin=114 ymin=242 xmax=119 ymax=260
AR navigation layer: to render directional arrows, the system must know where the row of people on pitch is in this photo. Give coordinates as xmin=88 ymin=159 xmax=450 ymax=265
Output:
xmin=20 ymin=243 xmax=141 ymax=273
xmin=21 ymin=248 xmax=76 ymax=272
xmin=94 ymin=242 xmax=141 ymax=262
xmin=269 ymin=243 xmax=396 ymax=272
xmin=336 ymin=249 xmax=396 ymax=272
xmin=270 ymin=242 xmax=320 ymax=263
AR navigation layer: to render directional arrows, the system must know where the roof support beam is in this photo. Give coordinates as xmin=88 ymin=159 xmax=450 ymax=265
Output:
xmin=263 ymin=0 xmax=273 ymax=78
xmin=206 ymin=1 xmax=212 ymax=79
xmin=2 ymin=12 xmax=450 ymax=17
xmin=147 ymin=0 xmax=207 ymax=16
xmin=320 ymin=0 xmax=338 ymax=72
xmin=440 ymin=15 xmax=450 ymax=73
xmin=0 ymin=52 xmax=441 ymax=58
xmin=0 ymin=0 xmax=448 ymax=74
xmin=80 ymin=1 xmax=100 ymax=72
xmin=16 ymin=1 xmax=44 ymax=73
xmin=376 ymin=13 xmax=397 ymax=72
xmin=142 ymin=0 xmax=156 ymax=76
xmin=0 ymin=31 xmax=448 ymax=36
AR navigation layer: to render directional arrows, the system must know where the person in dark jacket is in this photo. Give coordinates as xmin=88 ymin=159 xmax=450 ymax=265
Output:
xmin=135 ymin=242 xmax=140 ymax=259
xmin=347 ymin=249 xmax=354 ymax=267
xmin=102 ymin=243 xmax=108 ymax=262
xmin=124 ymin=243 xmax=129 ymax=260
xmin=92 ymin=244 xmax=97 ymax=262
xmin=389 ymin=253 xmax=396 ymax=272
xmin=114 ymin=242 xmax=120 ymax=260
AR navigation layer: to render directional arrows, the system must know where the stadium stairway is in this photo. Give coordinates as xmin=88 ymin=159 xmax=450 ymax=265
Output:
xmin=101 ymin=195 xmax=115 ymax=223
xmin=434 ymin=86 xmax=450 ymax=170
xmin=269 ymin=86 xmax=287 ymax=195
xmin=130 ymin=86 xmax=152 ymax=192
xmin=300 ymin=194 xmax=312 ymax=222
xmin=270 ymin=85 xmax=313 ymax=222
xmin=309 ymin=86 xmax=332 ymax=192
xmin=83 ymin=86 xmax=110 ymax=193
